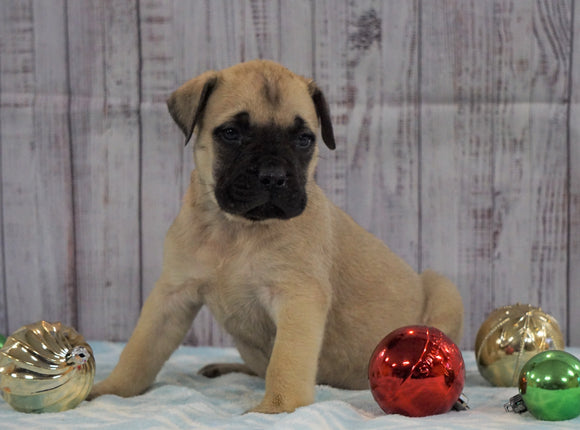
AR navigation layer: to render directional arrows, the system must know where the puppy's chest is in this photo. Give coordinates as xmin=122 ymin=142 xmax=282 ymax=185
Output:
xmin=195 ymin=233 xmax=278 ymax=337
xmin=203 ymin=263 xmax=277 ymax=347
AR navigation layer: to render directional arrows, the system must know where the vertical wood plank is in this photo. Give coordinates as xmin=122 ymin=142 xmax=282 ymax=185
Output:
xmin=206 ymin=0 xmax=244 ymax=70
xmin=421 ymin=1 xmax=496 ymax=347
xmin=491 ymin=2 xmax=538 ymax=313
xmin=531 ymin=2 xmax=571 ymax=340
xmin=344 ymin=0 xmax=384 ymax=235
xmin=0 ymin=0 xmax=75 ymax=333
xmin=68 ymin=0 xmax=141 ymax=341
xmin=279 ymin=0 xmax=314 ymax=76
xmin=0 ymin=154 xmax=4 ymax=335
xmin=0 ymin=2 xmax=27 ymax=336
xmin=377 ymin=1 xmax=421 ymax=267
xmin=241 ymin=0 xmax=281 ymax=61
xmin=568 ymin=0 xmax=579 ymax=346
xmin=492 ymin=1 xmax=571 ymax=340
xmin=344 ymin=0 xmax=420 ymax=268
xmin=175 ymin=0 xmax=211 ymax=198
xmin=421 ymin=0 xmax=572 ymax=346
xmin=139 ymin=0 xmax=191 ymax=311
xmin=313 ymin=0 xmax=349 ymax=210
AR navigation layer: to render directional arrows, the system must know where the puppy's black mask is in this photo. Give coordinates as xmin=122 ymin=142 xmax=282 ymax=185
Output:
xmin=213 ymin=112 xmax=316 ymax=221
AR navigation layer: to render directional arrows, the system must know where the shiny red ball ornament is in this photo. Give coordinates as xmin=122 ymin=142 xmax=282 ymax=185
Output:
xmin=368 ymin=325 xmax=465 ymax=417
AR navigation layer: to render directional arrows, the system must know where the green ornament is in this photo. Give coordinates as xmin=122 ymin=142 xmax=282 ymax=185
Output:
xmin=516 ymin=350 xmax=580 ymax=421
xmin=0 ymin=335 xmax=5 ymax=349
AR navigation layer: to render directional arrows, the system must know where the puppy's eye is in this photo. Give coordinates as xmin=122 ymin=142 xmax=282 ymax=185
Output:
xmin=296 ymin=133 xmax=315 ymax=149
xmin=220 ymin=127 xmax=241 ymax=143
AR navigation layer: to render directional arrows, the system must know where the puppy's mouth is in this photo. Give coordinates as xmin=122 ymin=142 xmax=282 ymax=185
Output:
xmin=214 ymin=169 xmax=307 ymax=222
xmin=244 ymin=202 xmax=295 ymax=221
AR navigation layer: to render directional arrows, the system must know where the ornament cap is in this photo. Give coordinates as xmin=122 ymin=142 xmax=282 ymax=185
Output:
xmin=452 ymin=394 xmax=470 ymax=411
xmin=504 ymin=394 xmax=528 ymax=414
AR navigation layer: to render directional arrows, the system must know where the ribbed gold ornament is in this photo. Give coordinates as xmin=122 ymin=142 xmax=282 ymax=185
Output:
xmin=475 ymin=304 xmax=564 ymax=387
xmin=0 ymin=321 xmax=95 ymax=413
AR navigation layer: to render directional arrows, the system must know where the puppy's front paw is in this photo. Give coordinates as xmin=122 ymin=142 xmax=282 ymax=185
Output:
xmin=87 ymin=378 xmax=143 ymax=400
xmin=248 ymin=393 xmax=312 ymax=414
xmin=87 ymin=381 xmax=115 ymax=400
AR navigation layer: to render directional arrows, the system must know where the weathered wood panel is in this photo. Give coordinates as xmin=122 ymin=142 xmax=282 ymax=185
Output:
xmin=140 ymin=0 xmax=184 ymax=306
xmin=491 ymin=2 xmax=543 ymax=316
xmin=240 ymin=0 xmax=280 ymax=61
xmin=67 ymin=0 xmax=141 ymax=341
xmin=139 ymin=0 xmax=204 ymax=346
xmin=569 ymin=0 xmax=580 ymax=346
xmin=421 ymin=0 xmax=572 ymax=347
xmin=421 ymin=1 xmax=496 ymax=348
xmin=0 ymin=0 xmax=75 ymax=333
xmin=522 ymin=0 xmax=571 ymax=340
xmin=0 ymin=0 xmax=578 ymax=346
xmin=313 ymin=0 xmax=349 ymax=211
xmin=280 ymin=0 xmax=314 ymax=77
xmin=489 ymin=0 xmax=571 ymax=343
xmin=345 ymin=1 xmax=420 ymax=268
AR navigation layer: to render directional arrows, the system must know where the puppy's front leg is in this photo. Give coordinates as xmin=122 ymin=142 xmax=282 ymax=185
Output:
xmin=251 ymin=284 xmax=330 ymax=414
xmin=89 ymin=281 xmax=201 ymax=399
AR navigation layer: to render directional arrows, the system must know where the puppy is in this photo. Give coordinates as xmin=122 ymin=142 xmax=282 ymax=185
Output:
xmin=89 ymin=60 xmax=464 ymax=413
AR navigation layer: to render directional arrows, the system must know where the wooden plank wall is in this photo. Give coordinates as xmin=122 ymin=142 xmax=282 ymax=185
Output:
xmin=0 ymin=0 xmax=578 ymax=348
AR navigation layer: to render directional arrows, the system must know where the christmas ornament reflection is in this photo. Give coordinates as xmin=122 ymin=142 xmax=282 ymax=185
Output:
xmin=0 ymin=321 xmax=95 ymax=413
xmin=475 ymin=304 xmax=564 ymax=387
xmin=505 ymin=350 xmax=580 ymax=421
xmin=368 ymin=325 xmax=465 ymax=417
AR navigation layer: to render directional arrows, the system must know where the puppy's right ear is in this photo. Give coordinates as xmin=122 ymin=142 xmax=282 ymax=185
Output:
xmin=167 ymin=71 xmax=218 ymax=145
xmin=306 ymin=81 xmax=336 ymax=150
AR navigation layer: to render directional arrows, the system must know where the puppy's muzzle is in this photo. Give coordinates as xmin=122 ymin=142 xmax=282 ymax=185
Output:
xmin=215 ymin=157 xmax=307 ymax=222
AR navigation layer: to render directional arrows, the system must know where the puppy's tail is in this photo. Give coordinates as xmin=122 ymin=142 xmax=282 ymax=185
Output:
xmin=420 ymin=270 xmax=464 ymax=345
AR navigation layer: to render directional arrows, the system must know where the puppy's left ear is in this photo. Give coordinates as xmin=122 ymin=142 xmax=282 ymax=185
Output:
xmin=167 ymin=71 xmax=218 ymax=145
xmin=307 ymin=81 xmax=336 ymax=150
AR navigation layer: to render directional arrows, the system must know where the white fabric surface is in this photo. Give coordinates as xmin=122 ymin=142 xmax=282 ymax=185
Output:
xmin=0 ymin=342 xmax=578 ymax=429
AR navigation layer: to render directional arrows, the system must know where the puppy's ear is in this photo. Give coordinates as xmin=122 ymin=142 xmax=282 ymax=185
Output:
xmin=167 ymin=71 xmax=218 ymax=145
xmin=307 ymin=81 xmax=336 ymax=150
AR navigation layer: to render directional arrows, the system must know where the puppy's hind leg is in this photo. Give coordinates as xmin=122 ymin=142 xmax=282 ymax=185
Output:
xmin=420 ymin=270 xmax=464 ymax=344
xmin=198 ymin=363 xmax=258 ymax=378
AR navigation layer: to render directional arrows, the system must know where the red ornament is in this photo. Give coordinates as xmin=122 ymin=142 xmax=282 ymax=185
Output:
xmin=368 ymin=325 xmax=465 ymax=417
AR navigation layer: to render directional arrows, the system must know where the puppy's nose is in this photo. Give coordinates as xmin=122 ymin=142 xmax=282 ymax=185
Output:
xmin=259 ymin=165 xmax=288 ymax=188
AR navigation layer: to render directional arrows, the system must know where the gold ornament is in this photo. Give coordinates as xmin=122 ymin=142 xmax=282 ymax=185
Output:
xmin=474 ymin=304 xmax=564 ymax=387
xmin=0 ymin=321 xmax=95 ymax=413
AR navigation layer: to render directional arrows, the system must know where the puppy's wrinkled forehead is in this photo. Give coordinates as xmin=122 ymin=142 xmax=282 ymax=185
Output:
xmin=207 ymin=65 xmax=318 ymax=129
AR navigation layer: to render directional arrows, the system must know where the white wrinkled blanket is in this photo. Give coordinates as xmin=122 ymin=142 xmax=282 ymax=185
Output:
xmin=0 ymin=342 xmax=578 ymax=429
